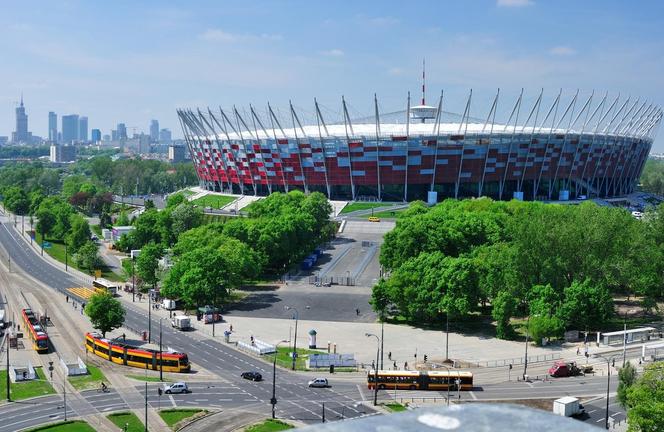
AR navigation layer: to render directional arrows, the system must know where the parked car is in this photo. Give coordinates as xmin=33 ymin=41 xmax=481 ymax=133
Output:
xmin=308 ymin=378 xmax=329 ymax=388
xmin=241 ymin=371 xmax=263 ymax=381
xmin=163 ymin=382 xmax=189 ymax=394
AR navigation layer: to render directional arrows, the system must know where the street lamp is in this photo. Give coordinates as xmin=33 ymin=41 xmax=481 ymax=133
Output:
xmin=131 ymin=256 xmax=136 ymax=303
xmin=271 ymin=340 xmax=289 ymax=419
xmin=159 ymin=318 xmax=164 ymax=382
xmin=439 ymin=308 xmax=450 ymax=363
xmin=64 ymin=242 xmax=68 ymax=272
xmin=366 ymin=333 xmax=380 ymax=406
xmin=523 ymin=314 xmax=531 ymax=381
xmin=285 ymin=306 xmax=309 ymax=371
xmin=595 ymin=354 xmax=620 ymax=430
xmin=438 ymin=364 xmax=452 ymax=406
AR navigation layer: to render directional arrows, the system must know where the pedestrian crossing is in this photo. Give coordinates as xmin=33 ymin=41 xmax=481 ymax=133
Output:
xmin=68 ymin=287 xmax=95 ymax=300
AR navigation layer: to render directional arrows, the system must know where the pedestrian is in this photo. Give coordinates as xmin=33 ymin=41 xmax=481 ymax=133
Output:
xmin=356 ymin=308 xmax=360 ymax=316
xmin=388 ymin=351 xmax=392 ymax=360
xmin=393 ymin=361 xmax=397 ymax=369
xmin=122 ymin=333 xmax=126 ymax=342
xmin=65 ymin=295 xmax=69 ymax=303
xmin=576 ymin=346 xmax=580 ymax=355
xmin=404 ymin=362 xmax=408 ymax=370
xmin=229 ymin=324 xmax=233 ymax=332
xmin=371 ymin=360 xmax=375 ymax=370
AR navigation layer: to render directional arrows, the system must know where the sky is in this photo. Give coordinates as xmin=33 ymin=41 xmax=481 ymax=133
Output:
xmin=2 ymin=0 xmax=664 ymax=151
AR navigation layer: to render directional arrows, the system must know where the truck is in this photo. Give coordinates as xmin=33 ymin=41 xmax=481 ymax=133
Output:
xmin=171 ymin=315 xmax=191 ymax=330
xmin=553 ymin=396 xmax=585 ymax=417
xmin=0 ymin=309 xmax=5 ymax=329
xmin=548 ymin=361 xmax=583 ymax=377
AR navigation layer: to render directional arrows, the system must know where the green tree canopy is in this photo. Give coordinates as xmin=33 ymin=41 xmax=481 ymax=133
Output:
xmin=617 ymin=361 xmax=637 ymax=408
xmin=66 ymin=215 xmax=92 ymax=254
xmin=3 ymin=186 xmax=30 ymax=215
xmin=84 ymin=292 xmax=125 ymax=338
xmin=136 ymin=242 xmax=163 ymax=289
xmin=76 ymin=241 xmax=102 ymax=273
xmin=625 ymin=361 xmax=664 ymax=431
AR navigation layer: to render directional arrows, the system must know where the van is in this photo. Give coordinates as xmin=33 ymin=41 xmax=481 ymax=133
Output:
xmin=171 ymin=315 xmax=192 ymax=330
xmin=368 ymin=216 xmax=380 ymax=222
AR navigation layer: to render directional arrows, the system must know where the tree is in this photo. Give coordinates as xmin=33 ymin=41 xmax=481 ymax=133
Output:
xmin=76 ymin=241 xmax=102 ymax=273
xmin=625 ymin=361 xmax=664 ymax=432
xmin=136 ymin=242 xmax=163 ymax=290
xmin=67 ymin=215 xmax=91 ymax=254
xmin=3 ymin=186 xmax=30 ymax=215
xmin=558 ymin=280 xmax=614 ymax=331
xmin=166 ymin=193 xmax=187 ymax=208
xmin=527 ymin=315 xmax=565 ymax=346
xmin=35 ymin=208 xmax=56 ymax=239
xmin=84 ymin=292 xmax=125 ymax=338
xmin=170 ymin=203 xmax=203 ymax=239
xmin=116 ymin=211 xmax=130 ymax=226
xmin=617 ymin=361 xmax=637 ymax=407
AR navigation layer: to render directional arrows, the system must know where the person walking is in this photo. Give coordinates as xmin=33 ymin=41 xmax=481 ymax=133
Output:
xmin=388 ymin=351 xmax=392 ymax=360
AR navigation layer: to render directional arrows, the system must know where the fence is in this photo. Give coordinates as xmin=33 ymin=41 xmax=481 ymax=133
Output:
xmin=60 ymin=356 xmax=88 ymax=376
xmin=308 ymin=275 xmax=356 ymax=286
xmin=465 ymin=352 xmax=562 ymax=368
xmin=237 ymin=339 xmax=276 ymax=355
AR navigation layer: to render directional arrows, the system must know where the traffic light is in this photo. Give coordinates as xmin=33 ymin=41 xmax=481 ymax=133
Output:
xmin=424 ymin=355 xmax=428 ymax=363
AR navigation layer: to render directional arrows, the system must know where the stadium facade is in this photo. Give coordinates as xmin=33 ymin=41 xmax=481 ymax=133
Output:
xmin=177 ymin=91 xmax=661 ymax=202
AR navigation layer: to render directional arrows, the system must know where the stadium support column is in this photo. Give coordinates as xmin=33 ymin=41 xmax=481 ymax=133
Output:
xmin=499 ymin=89 xmax=524 ymax=200
xmin=600 ymin=99 xmax=638 ymax=196
xmin=200 ymin=108 xmax=234 ymax=193
xmin=289 ymin=102 xmax=309 ymax=194
xmin=479 ymin=90 xmax=499 ymax=198
xmin=219 ymin=107 xmax=251 ymax=195
xmin=517 ymin=89 xmax=544 ymax=196
xmin=549 ymin=91 xmax=579 ymax=200
xmin=609 ymin=102 xmax=648 ymax=196
xmin=374 ymin=94 xmax=382 ymax=201
xmin=623 ymin=107 xmax=659 ymax=193
xmin=233 ymin=107 xmax=261 ymax=196
xmin=534 ymin=90 xmax=562 ymax=199
xmin=251 ymin=105 xmax=276 ymax=195
xmin=195 ymin=108 xmax=226 ymax=193
xmin=595 ymin=98 xmax=630 ymax=196
xmin=342 ymin=96 xmax=356 ymax=200
xmin=577 ymin=93 xmax=609 ymax=198
xmin=563 ymin=92 xmax=595 ymax=196
xmin=589 ymin=96 xmax=624 ymax=197
xmin=268 ymin=103 xmax=290 ymax=193
xmin=314 ymin=99 xmax=332 ymax=199
xmin=236 ymin=108 xmax=271 ymax=195
xmin=403 ymin=92 xmax=411 ymax=203
xmin=431 ymin=91 xmax=444 ymax=193
xmin=455 ymin=90 xmax=472 ymax=199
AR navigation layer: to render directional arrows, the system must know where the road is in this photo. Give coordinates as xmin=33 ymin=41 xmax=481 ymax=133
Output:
xmin=0 ymin=217 xmax=376 ymax=425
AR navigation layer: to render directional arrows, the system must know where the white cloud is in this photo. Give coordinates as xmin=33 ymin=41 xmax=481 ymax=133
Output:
xmin=198 ymin=29 xmax=282 ymax=43
xmin=321 ymin=49 xmax=344 ymax=57
xmin=497 ymin=0 xmax=534 ymax=7
xmin=387 ymin=67 xmax=405 ymax=76
xmin=550 ymin=46 xmax=577 ymax=56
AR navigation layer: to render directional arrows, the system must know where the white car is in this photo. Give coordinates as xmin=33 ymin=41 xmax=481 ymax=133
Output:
xmin=308 ymin=378 xmax=329 ymax=388
xmin=163 ymin=382 xmax=189 ymax=394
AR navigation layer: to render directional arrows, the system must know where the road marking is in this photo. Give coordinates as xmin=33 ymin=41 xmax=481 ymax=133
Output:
xmin=469 ymin=391 xmax=477 ymax=400
xmin=596 ymin=418 xmax=605 ymax=423
xmin=587 ymin=409 xmax=597 ymax=414
xmin=357 ymin=385 xmax=367 ymax=401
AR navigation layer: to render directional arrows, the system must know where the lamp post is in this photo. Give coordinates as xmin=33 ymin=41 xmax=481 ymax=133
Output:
xmin=380 ymin=317 xmax=385 ymax=370
xmin=285 ymin=306 xmax=309 ymax=371
xmin=159 ymin=318 xmax=164 ymax=382
xmin=366 ymin=333 xmax=380 ymax=406
xmin=595 ymin=354 xmax=619 ymax=430
xmin=523 ymin=314 xmax=531 ymax=380
xmin=131 ymin=256 xmax=136 ymax=302
xmin=439 ymin=308 xmax=450 ymax=362
xmin=438 ymin=364 xmax=452 ymax=406
xmin=271 ymin=340 xmax=288 ymax=419
xmin=148 ymin=291 xmax=152 ymax=344
xmin=5 ymin=333 xmax=10 ymax=401
xmin=64 ymin=242 xmax=68 ymax=272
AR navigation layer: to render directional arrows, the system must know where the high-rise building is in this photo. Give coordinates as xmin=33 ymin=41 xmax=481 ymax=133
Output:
xmin=150 ymin=120 xmax=159 ymax=142
xmin=117 ymin=123 xmax=127 ymax=140
xmin=91 ymin=129 xmax=101 ymax=143
xmin=48 ymin=112 xmax=58 ymax=142
xmin=12 ymin=94 xmax=30 ymax=143
xmin=168 ymin=144 xmax=185 ymax=163
xmin=78 ymin=116 xmax=88 ymax=142
xmin=49 ymin=144 xmax=76 ymax=163
xmin=62 ymin=114 xmax=79 ymax=144
xmin=159 ymin=128 xmax=172 ymax=144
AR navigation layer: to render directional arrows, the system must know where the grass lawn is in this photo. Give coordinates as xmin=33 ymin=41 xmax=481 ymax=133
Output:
xmin=106 ymin=412 xmax=144 ymax=432
xmin=0 ymin=367 xmax=56 ymax=401
xmin=90 ymin=224 xmax=103 ymax=236
xmin=34 ymin=232 xmax=125 ymax=282
xmin=159 ymin=409 xmax=205 ymax=428
xmin=384 ymin=403 xmax=407 ymax=412
xmin=25 ymin=420 xmax=96 ymax=432
xmin=339 ymin=202 xmax=396 ymax=214
xmin=191 ymin=194 xmax=236 ymax=209
xmin=371 ymin=208 xmax=407 ymax=219
xmin=126 ymin=374 xmax=171 ymax=382
xmin=245 ymin=419 xmax=294 ymax=432
xmin=266 ymin=346 xmax=325 ymax=371
xmin=68 ymin=365 xmax=107 ymax=391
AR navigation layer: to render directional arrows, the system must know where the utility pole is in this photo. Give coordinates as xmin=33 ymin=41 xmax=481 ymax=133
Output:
xmin=64 ymin=243 xmax=68 ymax=272
xmin=132 ymin=256 xmax=136 ymax=302
xmin=380 ymin=319 xmax=384 ymax=370
xmin=144 ymin=381 xmax=148 ymax=432
xmin=148 ymin=292 xmax=152 ymax=344
xmin=523 ymin=314 xmax=530 ymax=380
xmin=6 ymin=335 xmax=10 ymax=401
xmin=159 ymin=318 xmax=163 ymax=382
xmin=366 ymin=333 xmax=380 ymax=406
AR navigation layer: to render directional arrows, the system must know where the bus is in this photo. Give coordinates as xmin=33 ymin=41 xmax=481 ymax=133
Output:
xmin=93 ymin=278 xmax=119 ymax=296
xmin=367 ymin=370 xmax=474 ymax=391
xmin=85 ymin=332 xmax=190 ymax=373
xmin=22 ymin=308 xmax=49 ymax=353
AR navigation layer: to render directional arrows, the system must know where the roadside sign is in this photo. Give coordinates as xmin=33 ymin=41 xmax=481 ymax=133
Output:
xmin=42 ymin=242 xmax=52 ymax=249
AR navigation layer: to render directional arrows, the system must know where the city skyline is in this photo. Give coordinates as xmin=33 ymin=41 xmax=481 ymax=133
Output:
xmin=1 ymin=1 xmax=664 ymax=152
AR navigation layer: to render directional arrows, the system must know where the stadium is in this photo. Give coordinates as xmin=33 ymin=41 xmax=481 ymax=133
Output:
xmin=177 ymin=90 xmax=661 ymax=202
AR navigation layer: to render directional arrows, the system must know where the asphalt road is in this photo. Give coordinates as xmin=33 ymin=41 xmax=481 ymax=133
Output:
xmin=0 ymin=218 xmax=375 ymax=424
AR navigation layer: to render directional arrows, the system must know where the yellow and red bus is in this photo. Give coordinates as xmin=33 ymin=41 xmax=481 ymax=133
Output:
xmin=367 ymin=370 xmax=473 ymax=391
xmin=22 ymin=308 xmax=49 ymax=353
xmin=85 ymin=332 xmax=190 ymax=373
xmin=92 ymin=279 xmax=118 ymax=296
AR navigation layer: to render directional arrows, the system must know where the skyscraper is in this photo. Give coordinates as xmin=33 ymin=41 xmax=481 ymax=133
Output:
xmin=150 ymin=120 xmax=159 ymax=142
xmin=62 ymin=114 xmax=79 ymax=144
xmin=48 ymin=112 xmax=58 ymax=142
xmin=12 ymin=94 xmax=30 ymax=143
xmin=117 ymin=123 xmax=127 ymax=140
xmin=91 ymin=129 xmax=101 ymax=143
xmin=79 ymin=116 xmax=88 ymax=142
xmin=159 ymin=128 xmax=172 ymax=144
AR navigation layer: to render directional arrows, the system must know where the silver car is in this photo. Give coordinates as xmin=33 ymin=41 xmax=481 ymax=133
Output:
xmin=163 ymin=382 xmax=189 ymax=394
xmin=308 ymin=378 xmax=329 ymax=388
